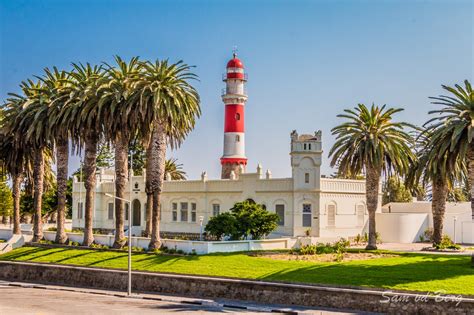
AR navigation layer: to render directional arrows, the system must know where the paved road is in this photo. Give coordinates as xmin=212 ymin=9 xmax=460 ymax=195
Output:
xmin=0 ymin=281 xmax=369 ymax=314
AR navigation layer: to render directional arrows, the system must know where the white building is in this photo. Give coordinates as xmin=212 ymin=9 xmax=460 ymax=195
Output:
xmin=72 ymin=54 xmax=380 ymax=239
xmin=72 ymin=130 xmax=379 ymax=238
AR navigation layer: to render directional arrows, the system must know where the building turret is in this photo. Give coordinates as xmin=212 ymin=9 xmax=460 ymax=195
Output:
xmin=220 ymin=52 xmax=248 ymax=179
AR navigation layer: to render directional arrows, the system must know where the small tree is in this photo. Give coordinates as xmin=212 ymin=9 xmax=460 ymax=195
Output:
xmin=205 ymin=201 xmax=280 ymax=241
xmin=230 ymin=201 xmax=279 ymax=240
xmin=204 ymin=213 xmax=238 ymax=240
xmin=382 ymin=176 xmax=413 ymax=205
xmin=0 ymin=182 xmax=13 ymax=223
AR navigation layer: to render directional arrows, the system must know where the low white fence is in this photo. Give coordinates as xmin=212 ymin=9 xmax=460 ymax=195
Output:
xmin=41 ymin=231 xmax=299 ymax=254
xmin=1 ymin=227 xmax=306 ymax=255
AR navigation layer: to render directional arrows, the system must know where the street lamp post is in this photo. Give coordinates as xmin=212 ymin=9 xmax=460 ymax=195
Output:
xmin=199 ymin=216 xmax=204 ymax=241
xmin=453 ymin=216 xmax=458 ymax=244
xmin=104 ymin=151 xmax=133 ymax=296
xmin=105 ymin=193 xmax=132 ymax=296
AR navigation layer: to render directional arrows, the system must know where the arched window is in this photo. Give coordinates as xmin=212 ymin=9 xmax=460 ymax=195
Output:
xmin=327 ymin=203 xmax=336 ymax=227
xmin=235 ymin=113 xmax=240 ymax=120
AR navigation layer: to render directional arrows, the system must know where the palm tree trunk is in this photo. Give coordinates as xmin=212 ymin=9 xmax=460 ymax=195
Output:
xmin=432 ymin=175 xmax=447 ymax=245
xmin=145 ymin=194 xmax=153 ymax=237
xmin=144 ymin=142 xmax=153 ymax=238
xmin=82 ymin=132 xmax=98 ymax=246
xmin=12 ymin=169 xmax=23 ymax=235
xmin=32 ymin=149 xmax=45 ymax=242
xmin=55 ymin=138 xmax=69 ymax=244
xmin=365 ymin=165 xmax=381 ymax=250
xmin=113 ymin=132 xmax=128 ymax=248
xmin=468 ymin=145 xmax=474 ymax=221
xmin=148 ymin=121 xmax=167 ymax=250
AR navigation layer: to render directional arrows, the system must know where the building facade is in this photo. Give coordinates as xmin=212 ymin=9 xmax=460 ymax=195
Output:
xmin=71 ymin=53 xmax=381 ymax=239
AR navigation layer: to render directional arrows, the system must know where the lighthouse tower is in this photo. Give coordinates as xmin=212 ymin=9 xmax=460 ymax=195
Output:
xmin=220 ymin=52 xmax=248 ymax=179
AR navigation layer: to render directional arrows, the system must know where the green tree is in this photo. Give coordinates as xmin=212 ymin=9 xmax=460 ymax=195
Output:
xmin=230 ymin=201 xmax=279 ymax=240
xmin=99 ymin=56 xmax=142 ymax=248
xmin=62 ymin=63 xmax=107 ymax=246
xmin=382 ymin=176 xmax=413 ymax=205
xmin=329 ymin=104 xmax=415 ymax=249
xmin=204 ymin=213 xmax=239 ymax=240
xmin=426 ymin=80 xmax=474 ymax=222
xmin=165 ymin=158 xmax=187 ymax=180
xmin=8 ymin=80 xmax=54 ymax=242
xmin=42 ymin=67 xmax=72 ymax=244
xmin=0 ymin=182 xmax=13 ymax=221
xmin=136 ymin=60 xmax=201 ymax=250
xmin=407 ymin=130 xmax=465 ymax=246
xmin=0 ymin=103 xmax=30 ymax=234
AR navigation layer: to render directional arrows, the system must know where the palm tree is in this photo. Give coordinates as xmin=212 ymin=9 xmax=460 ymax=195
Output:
xmin=329 ymin=104 xmax=415 ymax=249
xmin=407 ymin=130 xmax=464 ymax=245
xmin=426 ymin=80 xmax=474 ymax=221
xmin=99 ymin=56 xmax=141 ymax=248
xmin=0 ymin=104 xmax=29 ymax=235
xmin=135 ymin=60 xmax=200 ymax=250
xmin=43 ymin=67 xmax=73 ymax=244
xmin=7 ymin=79 xmax=55 ymax=242
xmin=60 ymin=63 xmax=107 ymax=246
xmin=165 ymin=158 xmax=187 ymax=180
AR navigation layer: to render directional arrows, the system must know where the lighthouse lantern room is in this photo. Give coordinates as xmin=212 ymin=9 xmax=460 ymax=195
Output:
xmin=220 ymin=52 xmax=248 ymax=179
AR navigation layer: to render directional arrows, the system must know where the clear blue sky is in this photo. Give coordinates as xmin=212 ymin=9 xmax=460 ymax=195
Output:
xmin=1 ymin=0 xmax=473 ymax=179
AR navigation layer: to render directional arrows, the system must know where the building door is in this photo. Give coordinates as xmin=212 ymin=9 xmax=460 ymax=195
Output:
xmin=132 ymin=199 xmax=141 ymax=226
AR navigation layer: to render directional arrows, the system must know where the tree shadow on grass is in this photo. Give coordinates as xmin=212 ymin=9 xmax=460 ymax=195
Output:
xmin=257 ymin=255 xmax=473 ymax=293
xmin=0 ymin=247 xmax=70 ymax=262
xmin=133 ymin=253 xmax=200 ymax=269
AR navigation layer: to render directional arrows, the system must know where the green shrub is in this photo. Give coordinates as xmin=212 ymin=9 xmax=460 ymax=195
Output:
xmin=47 ymin=227 xmax=57 ymax=231
xmin=424 ymin=228 xmax=434 ymax=243
xmin=90 ymin=243 xmax=109 ymax=250
xmin=435 ymin=235 xmax=461 ymax=250
xmin=205 ymin=212 xmax=239 ymax=240
xmin=298 ymin=238 xmax=349 ymax=258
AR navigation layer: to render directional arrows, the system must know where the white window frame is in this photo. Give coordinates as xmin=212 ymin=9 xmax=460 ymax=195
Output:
xmin=302 ymin=203 xmax=312 ymax=227
xmin=191 ymin=203 xmax=197 ymax=222
xmin=212 ymin=204 xmax=220 ymax=217
xmin=275 ymin=204 xmax=285 ymax=226
xmin=327 ymin=204 xmax=336 ymax=227
xmin=180 ymin=202 xmax=188 ymax=222
xmin=108 ymin=202 xmax=114 ymax=220
xmin=172 ymin=202 xmax=178 ymax=222
xmin=77 ymin=202 xmax=84 ymax=219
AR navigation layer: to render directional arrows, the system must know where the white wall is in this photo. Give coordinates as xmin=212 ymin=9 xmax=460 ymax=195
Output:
xmin=378 ymin=202 xmax=474 ymax=244
xmin=376 ymin=213 xmax=429 ymax=243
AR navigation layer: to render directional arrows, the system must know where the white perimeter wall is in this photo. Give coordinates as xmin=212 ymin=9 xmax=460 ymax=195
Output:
xmin=378 ymin=202 xmax=474 ymax=244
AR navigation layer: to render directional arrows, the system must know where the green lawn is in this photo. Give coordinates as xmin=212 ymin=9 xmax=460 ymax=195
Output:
xmin=1 ymin=246 xmax=473 ymax=296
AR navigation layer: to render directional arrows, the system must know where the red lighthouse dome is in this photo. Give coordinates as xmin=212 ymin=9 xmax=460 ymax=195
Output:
xmin=226 ymin=57 xmax=244 ymax=69
xmin=226 ymin=53 xmax=246 ymax=80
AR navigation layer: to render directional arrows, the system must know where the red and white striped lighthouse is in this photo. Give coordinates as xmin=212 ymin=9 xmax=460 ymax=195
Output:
xmin=220 ymin=52 xmax=248 ymax=179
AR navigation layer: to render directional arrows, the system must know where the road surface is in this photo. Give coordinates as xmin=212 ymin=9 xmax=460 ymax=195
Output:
xmin=0 ymin=281 xmax=372 ymax=314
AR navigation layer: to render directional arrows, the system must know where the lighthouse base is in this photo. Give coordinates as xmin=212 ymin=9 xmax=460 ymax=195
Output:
xmin=221 ymin=158 xmax=247 ymax=179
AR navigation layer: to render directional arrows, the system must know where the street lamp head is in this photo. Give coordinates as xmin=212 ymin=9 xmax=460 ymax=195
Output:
xmin=199 ymin=216 xmax=204 ymax=223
